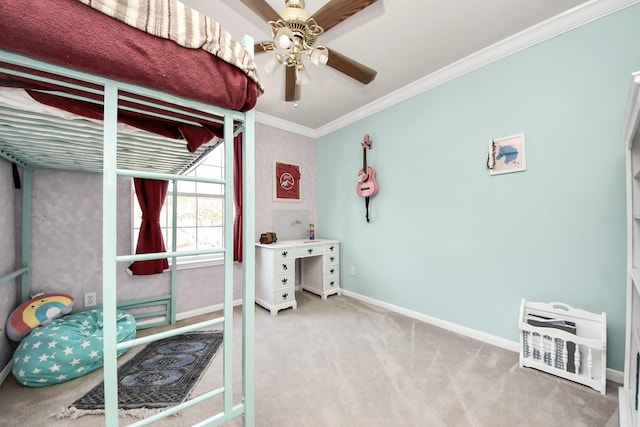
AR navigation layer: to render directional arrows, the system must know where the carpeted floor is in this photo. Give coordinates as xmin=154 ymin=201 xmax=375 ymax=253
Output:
xmin=0 ymin=292 xmax=620 ymax=426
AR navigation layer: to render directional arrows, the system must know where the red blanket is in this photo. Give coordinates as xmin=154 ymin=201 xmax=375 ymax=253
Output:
xmin=0 ymin=0 xmax=259 ymax=152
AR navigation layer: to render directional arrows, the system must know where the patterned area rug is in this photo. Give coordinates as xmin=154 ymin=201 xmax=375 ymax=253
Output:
xmin=56 ymin=331 xmax=223 ymax=419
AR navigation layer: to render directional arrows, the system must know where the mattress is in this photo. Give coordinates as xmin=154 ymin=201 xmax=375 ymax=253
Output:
xmin=0 ymin=0 xmax=261 ymax=110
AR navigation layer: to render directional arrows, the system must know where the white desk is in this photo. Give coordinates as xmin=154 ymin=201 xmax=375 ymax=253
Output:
xmin=255 ymin=239 xmax=340 ymax=315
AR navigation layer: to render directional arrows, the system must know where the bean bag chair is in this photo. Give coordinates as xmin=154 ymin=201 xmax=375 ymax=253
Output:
xmin=11 ymin=309 xmax=136 ymax=387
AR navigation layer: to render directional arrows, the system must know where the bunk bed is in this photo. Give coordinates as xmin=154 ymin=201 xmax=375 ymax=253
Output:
xmin=0 ymin=0 xmax=258 ymax=425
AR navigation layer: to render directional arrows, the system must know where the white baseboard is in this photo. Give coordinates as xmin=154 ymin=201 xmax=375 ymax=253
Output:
xmin=608 ymin=368 xmax=624 ymax=384
xmin=341 ymin=289 xmax=623 ymax=384
xmin=0 ymin=360 xmax=13 ymax=387
xmin=175 ymin=298 xmax=244 ymax=322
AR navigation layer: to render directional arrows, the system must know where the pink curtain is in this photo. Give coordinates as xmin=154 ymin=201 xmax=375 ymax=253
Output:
xmin=233 ymin=134 xmax=243 ymax=262
xmin=129 ymin=178 xmax=169 ymax=275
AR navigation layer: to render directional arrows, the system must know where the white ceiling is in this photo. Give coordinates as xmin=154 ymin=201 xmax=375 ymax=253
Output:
xmin=181 ymin=0 xmax=632 ymax=135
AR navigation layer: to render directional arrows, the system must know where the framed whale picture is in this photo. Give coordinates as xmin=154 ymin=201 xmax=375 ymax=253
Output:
xmin=487 ymin=133 xmax=526 ymax=175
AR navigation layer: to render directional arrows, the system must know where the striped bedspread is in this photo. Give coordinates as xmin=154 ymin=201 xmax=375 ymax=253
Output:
xmin=79 ymin=0 xmax=264 ymax=93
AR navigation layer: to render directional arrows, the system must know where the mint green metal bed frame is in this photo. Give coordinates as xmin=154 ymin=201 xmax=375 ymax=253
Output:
xmin=0 ymin=37 xmax=256 ymax=426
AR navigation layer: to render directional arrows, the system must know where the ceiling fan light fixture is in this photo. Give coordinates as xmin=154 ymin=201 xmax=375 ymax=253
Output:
xmin=264 ymin=54 xmax=282 ymax=74
xmin=309 ymin=46 xmax=329 ymax=66
xmin=274 ymin=27 xmax=294 ymax=52
xmin=264 ymin=0 xmax=326 ymax=84
xmin=247 ymin=0 xmax=378 ymax=101
xmin=296 ymin=66 xmax=310 ymax=86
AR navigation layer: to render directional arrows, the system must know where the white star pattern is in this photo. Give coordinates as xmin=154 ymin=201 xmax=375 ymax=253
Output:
xmin=11 ymin=309 xmax=136 ymax=387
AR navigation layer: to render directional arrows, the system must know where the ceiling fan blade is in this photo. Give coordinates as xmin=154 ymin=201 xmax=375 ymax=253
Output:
xmin=239 ymin=0 xmax=281 ymax=23
xmin=326 ymin=49 xmax=377 ymax=84
xmin=285 ymin=66 xmax=301 ymax=102
xmin=311 ymin=0 xmax=378 ymax=33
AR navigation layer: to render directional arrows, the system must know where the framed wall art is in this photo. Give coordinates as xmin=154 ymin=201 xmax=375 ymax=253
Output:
xmin=487 ymin=133 xmax=526 ymax=175
xmin=273 ymin=161 xmax=301 ymax=201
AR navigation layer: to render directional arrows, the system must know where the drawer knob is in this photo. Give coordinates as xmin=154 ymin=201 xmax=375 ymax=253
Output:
xmin=308 ymin=248 xmax=313 ymax=254
xmin=330 ymin=269 xmax=335 ymax=274
xmin=329 ymin=246 xmax=334 ymax=251
xmin=282 ymin=278 xmax=288 ymax=284
xmin=330 ymin=256 xmax=335 ymax=262
xmin=282 ymin=251 xmax=288 ymax=257
xmin=282 ymin=264 xmax=288 ymax=271
xmin=329 ymin=281 xmax=335 ymax=287
xmin=282 ymin=293 xmax=288 ymax=299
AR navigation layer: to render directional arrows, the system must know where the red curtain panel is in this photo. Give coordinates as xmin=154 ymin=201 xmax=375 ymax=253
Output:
xmin=233 ymin=134 xmax=243 ymax=262
xmin=129 ymin=178 xmax=169 ymax=275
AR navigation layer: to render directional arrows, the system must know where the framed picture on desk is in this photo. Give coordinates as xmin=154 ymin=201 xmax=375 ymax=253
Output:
xmin=273 ymin=161 xmax=301 ymax=201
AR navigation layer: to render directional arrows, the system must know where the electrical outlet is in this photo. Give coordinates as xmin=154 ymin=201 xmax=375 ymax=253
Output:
xmin=84 ymin=292 xmax=97 ymax=308
xmin=349 ymin=265 xmax=355 ymax=276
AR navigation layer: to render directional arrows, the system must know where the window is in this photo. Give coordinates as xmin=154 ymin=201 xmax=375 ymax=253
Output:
xmin=133 ymin=144 xmax=225 ymax=268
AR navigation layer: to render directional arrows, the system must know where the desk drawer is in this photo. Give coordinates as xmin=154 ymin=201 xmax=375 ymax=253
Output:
xmin=325 ymin=265 xmax=339 ymax=279
xmin=326 ymin=243 xmax=339 ymax=256
xmin=274 ymin=248 xmax=294 ymax=261
xmin=295 ymin=245 xmax=324 ymax=258
xmin=274 ymin=287 xmax=295 ymax=305
xmin=274 ymin=273 xmax=294 ymax=290
xmin=275 ymin=259 xmax=294 ymax=275
xmin=324 ymin=277 xmax=339 ymax=291
xmin=324 ymin=252 xmax=338 ymax=266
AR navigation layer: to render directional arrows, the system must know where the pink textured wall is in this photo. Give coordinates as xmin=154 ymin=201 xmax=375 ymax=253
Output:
xmin=23 ymin=123 xmax=315 ymax=315
xmin=254 ymin=123 xmax=316 ymax=241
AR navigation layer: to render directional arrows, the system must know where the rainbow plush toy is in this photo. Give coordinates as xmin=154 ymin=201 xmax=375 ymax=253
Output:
xmin=6 ymin=293 xmax=74 ymax=341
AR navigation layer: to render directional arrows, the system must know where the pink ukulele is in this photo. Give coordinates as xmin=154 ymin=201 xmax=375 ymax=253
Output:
xmin=356 ymin=134 xmax=378 ymax=222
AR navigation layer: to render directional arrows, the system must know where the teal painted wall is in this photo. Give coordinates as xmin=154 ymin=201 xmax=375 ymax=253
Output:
xmin=317 ymin=5 xmax=640 ymax=372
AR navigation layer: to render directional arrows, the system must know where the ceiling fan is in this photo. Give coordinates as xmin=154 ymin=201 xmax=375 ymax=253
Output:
xmin=240 ymin=0 xmax=378 ymax=102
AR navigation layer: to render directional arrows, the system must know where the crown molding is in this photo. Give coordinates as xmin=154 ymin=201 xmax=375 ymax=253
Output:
xmin=255 ymin=111 xmax=317 ymax=138
xmin=257 ymin=0 xmax=640 ymax=138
